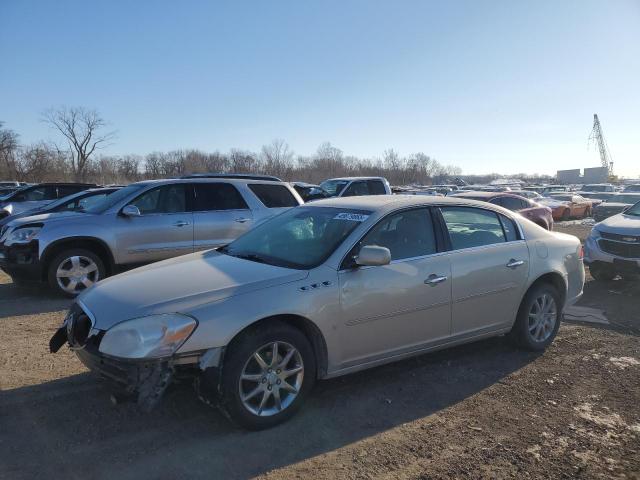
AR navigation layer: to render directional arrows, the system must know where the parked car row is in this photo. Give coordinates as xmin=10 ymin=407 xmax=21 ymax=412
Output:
xmin=3 ymin=174 xmax=636 ymax=299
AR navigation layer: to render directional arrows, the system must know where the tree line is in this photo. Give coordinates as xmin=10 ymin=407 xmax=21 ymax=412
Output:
xmin=1 ymin=107 xmax=553 ymax=187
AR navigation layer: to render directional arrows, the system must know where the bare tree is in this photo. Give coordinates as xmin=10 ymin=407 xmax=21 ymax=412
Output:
xmin=261 ymin=139 xmax=293 ymax=178
xmin=42 ymin=107 xmax=116 ymax=181
xmin=0 ymin=121 xmax=20 ymax=178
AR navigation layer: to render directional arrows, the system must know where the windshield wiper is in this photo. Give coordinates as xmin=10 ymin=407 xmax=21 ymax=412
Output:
xmin=231 ymin=252 xmax=270 ymax=264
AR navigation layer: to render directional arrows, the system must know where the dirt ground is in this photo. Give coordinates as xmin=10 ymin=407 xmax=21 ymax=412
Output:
xmin=1 ymin=222 xmax=639 ymax=479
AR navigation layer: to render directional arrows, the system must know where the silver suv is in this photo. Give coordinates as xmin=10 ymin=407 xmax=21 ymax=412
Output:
xmin=0 ymin=178 xmax=302 ymax=296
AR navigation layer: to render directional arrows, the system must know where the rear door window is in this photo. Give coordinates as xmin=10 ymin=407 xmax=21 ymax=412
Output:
xmin=498 ymin=196 xmax=526 ymax=211
xmin=342 ymin=181 xmax=369 ymax=197
xmin=194 ymin=183 xmax=249 ymax=211
xmin=248 ymin=184 xmax=299 ymax=208
xmin=367 ymin=180 xmax=387 ymax=195
xmin=21 ymin=186 xmax=58 ymax=201
xmin=440 ymin=207 xmax=507 ymax=250
xmin=499 ymin=214 xmax=520 ymax=242
xmin=57 ymin=185 xmax=86 ymax=198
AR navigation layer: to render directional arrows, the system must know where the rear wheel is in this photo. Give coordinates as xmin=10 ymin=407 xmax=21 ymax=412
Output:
xmin=47 ymin=248 xmax=105 ymax=297
xmin=213 ymin=322 xmax=316 ymax=430
xmin=510 ymin=283 xmax=562 ymax=351
xmin=589 ymin=263 xmax=616 ymax=282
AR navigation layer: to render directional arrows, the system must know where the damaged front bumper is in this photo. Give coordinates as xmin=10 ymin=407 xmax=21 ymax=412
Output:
xmin=49 ymin=304 xmax=223 ymax=410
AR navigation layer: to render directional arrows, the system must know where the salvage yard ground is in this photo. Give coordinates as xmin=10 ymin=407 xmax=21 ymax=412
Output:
xmin=1 ymin=223 xmax=639 ymax=479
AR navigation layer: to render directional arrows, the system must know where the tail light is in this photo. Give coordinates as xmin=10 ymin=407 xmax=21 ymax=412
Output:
xmin=578 ymin=245 xmax=584 ymax=260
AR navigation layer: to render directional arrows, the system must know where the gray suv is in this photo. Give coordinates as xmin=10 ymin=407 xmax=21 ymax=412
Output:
xmin=0 ymin=178 xmax=302 ymax=296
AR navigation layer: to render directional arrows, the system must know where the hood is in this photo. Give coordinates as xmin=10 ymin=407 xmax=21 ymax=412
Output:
xmin=78 ymin=250 xmax=308 ymax=330
xmin=1 ymin=200 xmax=53 ymax=215
xmin=6 ymin=210 xmax=89 ymax=228
xmin=596 ymin=212 xmax=640 ymax=232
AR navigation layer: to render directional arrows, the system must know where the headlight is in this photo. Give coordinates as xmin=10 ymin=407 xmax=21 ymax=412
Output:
xmin=99 ymin=314 xmax=197 ymax=359
xmin=3 ymin=204 xmax=12 ymax=214
xmin=7 ymin=226 xmax=41 ymax=244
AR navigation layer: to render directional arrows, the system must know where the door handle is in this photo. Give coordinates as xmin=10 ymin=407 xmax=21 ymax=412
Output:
xmin=506 ymin=259 xmax=525 ymax=269
xmin=235 ymin=218 xmax=250 ymax=223
xmin=173 ymin=221 xmax=190 ymax=227
xmin=424 ymin=274 xmax=448 ymax=286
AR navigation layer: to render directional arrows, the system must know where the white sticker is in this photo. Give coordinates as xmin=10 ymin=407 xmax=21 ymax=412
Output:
xmin=333 ymin=213 xmax=369 ymax=222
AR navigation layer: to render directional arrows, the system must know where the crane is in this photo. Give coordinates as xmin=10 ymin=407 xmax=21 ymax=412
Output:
xmin=588 ymin=114 xmax=613 ymax=176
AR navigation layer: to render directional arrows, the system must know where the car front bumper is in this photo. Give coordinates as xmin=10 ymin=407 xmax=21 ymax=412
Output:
xmin=49 ymin=304 xmax=223 ymax=409
xmin=0 ymin=240 xmax=42 ymax=282
xmin=584 ymin=236 xmax=640 ymax=273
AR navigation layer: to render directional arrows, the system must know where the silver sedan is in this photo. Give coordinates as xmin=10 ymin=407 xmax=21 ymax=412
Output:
xmin=50 ymin=195 xmax=585 ymax=429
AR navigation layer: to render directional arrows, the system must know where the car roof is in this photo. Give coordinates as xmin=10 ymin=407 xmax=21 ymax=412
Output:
xmin=450 ymin=191 xmax=525 ymax=199
xmin=180 ymin=173 xmax=282 ymax=181
xmin=322 ymin=177 xmax=386 ymax=182
xmin=305 ymin=194 xmax=513 ymax=214
xmin=130 ymin=177 xmax=287 ymax=186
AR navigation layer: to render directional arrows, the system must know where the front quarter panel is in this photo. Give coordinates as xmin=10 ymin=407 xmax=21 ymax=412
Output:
xmin=37 ymin=214 xmax=117 ymax=258
xmin=178 ymin=265 xmax=342 ymax=371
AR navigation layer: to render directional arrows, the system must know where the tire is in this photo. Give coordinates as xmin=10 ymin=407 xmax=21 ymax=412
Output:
xmin=561 ymin=209 xmax=570 ymax=221
xmin=589 ymin=263 xmax=616 ymax=282
xmin=509 ymin=283 xmax=562 ymax=351
xmin=213 ymin=322 xmax=316 ymax=430
xmin=47 ymin=248 xmax=106 ymax=297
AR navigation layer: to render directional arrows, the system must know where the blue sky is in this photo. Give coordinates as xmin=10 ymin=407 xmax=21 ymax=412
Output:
xmin=1 ymin=0 xmax=639 ymax=177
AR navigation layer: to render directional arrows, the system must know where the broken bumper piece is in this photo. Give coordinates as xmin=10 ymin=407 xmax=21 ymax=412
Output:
xmin=49 ymin=323 xmax=173 ymax=411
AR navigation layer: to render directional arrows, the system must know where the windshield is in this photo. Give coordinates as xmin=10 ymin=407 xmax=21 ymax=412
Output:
xmin=220 ymin=206 xmax=371 ymax=269
xmin=625 ymin=201 xmax=640 ymax=216
xmin=84 ymin=184 xmax=144 ymax=214
xmin=550 ymin=195 xmax=572 ymax=201
xmin=606 ymin=195 xmax=640 ymax=204
xmin=319 ymin=180 xmax=349 ymax=197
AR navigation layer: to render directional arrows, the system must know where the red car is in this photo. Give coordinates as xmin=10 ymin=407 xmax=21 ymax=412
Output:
xmin=450 ymin=191 xmax=554 ymax=230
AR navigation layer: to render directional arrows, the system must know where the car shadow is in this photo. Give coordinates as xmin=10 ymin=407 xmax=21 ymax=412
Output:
xmin=0 ymin=337 xmax=540 ymax=480
xmin=573 ymin=278 xmax=640 ymax=335
xmin=0 ymin=281 xmax=71 ymax=319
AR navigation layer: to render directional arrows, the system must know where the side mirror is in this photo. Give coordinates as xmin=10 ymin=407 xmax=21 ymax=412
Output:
xmin=356 ymin=245 xmax=391 ymax=267
xmin=121 ymin=205 xmax=141 ymax=217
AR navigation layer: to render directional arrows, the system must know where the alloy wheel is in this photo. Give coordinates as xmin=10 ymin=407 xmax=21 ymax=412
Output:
xmin=528 ymin=293 xmax=557 ymax=342
xmin=56 ymin=255 xmax=100 ymax=294
xmin=239 ymin=341 xmax=304 ymax=417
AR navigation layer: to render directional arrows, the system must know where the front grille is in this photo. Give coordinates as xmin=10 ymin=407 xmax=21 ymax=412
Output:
xmin=600 ymin=231 xmax=640 ymax=243
xmin=598 ymin=239 xmax=640 ymax=259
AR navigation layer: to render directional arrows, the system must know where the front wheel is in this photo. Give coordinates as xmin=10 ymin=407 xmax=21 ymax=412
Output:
xmin=47 ymin=248 xmax=105 ymax=297
xmin=509 ymin=284 xmax=562 ymax=351
xmin=214 ymin=322 xmax=316 ymax=430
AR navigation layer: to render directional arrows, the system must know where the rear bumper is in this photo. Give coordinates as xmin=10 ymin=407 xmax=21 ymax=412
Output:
xmin=0 ymin=240 xmax=43 ymax=282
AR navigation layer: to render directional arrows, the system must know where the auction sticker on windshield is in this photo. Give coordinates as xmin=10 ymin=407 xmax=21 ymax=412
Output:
xmin=334 ymin=213 xmax=370 ymax=222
